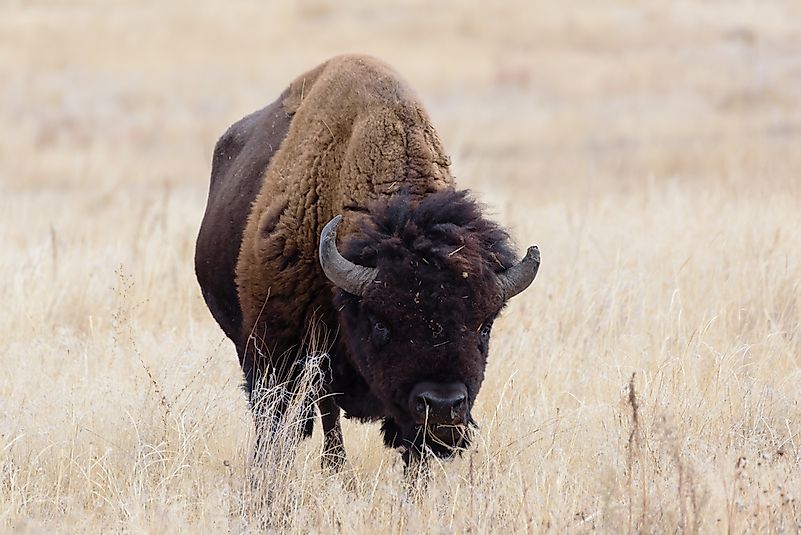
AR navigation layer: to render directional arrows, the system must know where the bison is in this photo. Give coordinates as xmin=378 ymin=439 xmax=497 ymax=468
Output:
xmin=195 ymin=54 xmax=540 ymax=468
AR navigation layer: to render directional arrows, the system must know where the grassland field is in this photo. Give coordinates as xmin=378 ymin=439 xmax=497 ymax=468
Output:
xmin=1 ymin=1 xmax=801 ymax=532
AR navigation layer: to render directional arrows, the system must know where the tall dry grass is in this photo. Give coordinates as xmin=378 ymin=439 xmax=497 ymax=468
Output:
xmin=1 ymin=0 xmax=800 ymax=532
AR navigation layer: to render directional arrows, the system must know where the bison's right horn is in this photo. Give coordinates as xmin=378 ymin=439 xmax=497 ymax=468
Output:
xmin=496 ymin=245 xmax=541 ymax=300
xmin=319 ymin=215 xmax=378 ymax=296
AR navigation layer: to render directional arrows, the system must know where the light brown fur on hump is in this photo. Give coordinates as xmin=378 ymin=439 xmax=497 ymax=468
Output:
xmin=235 ymin=54 xmax=455 ymax=346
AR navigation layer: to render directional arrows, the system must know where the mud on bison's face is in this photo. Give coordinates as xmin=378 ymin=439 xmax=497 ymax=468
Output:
xmin=337 ymin=263 xmax=504 ymax=422
xmin=333 ymin=262 xmax=504 ymax=455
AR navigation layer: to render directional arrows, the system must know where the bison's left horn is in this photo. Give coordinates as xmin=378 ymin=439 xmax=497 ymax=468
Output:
xmin=496 ymin=245 xmax=540 ymax=300
xmin=319 ymin=215 xmax=378 ymax=296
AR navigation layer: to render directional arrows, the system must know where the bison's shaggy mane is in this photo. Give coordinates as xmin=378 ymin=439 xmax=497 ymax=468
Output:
xmin=342 ymin=188 xmax=519 ymax=279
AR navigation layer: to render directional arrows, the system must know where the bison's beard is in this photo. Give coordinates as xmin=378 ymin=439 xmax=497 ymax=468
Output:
xmin=422 ymin=422 xmax=472 ymax=456
xmin=381 ymin=416 xmax=477 ymax=462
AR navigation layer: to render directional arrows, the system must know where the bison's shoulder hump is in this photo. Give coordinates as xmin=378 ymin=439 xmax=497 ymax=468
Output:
xmin=282 ymin=54 xmax=421 ymax=116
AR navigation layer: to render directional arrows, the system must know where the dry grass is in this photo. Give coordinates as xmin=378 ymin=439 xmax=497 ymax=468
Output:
xmin=2 ymin=0 xmax=801 ymax=532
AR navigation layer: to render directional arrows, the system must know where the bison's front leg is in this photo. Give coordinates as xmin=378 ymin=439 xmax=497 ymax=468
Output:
xmin=250 ymin=384 xmax=316 ymax=464
xmin=318 ymin=394 xmax=346 ymax=470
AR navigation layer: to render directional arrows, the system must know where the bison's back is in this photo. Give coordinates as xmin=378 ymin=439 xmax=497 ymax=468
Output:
xmin=194 ymin=89 xmax=292 ymax=348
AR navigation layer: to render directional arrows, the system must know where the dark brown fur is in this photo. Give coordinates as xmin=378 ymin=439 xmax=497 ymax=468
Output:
xmin=195 ymin=55 xmax=522 ymax=465
xmin=195 ymin=89 xmax=292 ymax=348
xmin=332 ymin=189 xmax=517 ymax=458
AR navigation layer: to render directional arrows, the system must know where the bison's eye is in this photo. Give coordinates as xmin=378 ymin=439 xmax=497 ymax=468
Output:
xmin=479 ymin=321 xmax=493 ymax=341
xmin=371 ymin=319 xmax=390 ymax=347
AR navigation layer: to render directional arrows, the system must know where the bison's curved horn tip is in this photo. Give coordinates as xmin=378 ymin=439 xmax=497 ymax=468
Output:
xmin=323 ymin=215 xmax=343 ymax=239
xmin=319 ymin=214 xmax=378 ymax=296
xmin=527 ymin=245 xmax=540 ymax=264
xmin=496 ymin=243 xmax=541 ymax=300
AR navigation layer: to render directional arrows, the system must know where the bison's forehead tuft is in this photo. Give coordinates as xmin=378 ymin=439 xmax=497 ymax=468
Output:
xmin=343 ymin=188 xmax=520 ymax=276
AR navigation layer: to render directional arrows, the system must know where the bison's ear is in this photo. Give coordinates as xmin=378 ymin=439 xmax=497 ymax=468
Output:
xmin=497 ymin=245 xmax=540 ymax=300
xmin=319 ymin=215 xmax=378 ymax=296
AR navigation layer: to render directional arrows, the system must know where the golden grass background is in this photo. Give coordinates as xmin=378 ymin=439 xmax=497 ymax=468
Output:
xmin=2 ymin=0 xmax=801 ymax=532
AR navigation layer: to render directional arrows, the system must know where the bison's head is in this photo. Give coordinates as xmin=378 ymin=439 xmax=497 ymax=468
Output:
xmin=320 ymin=189 xmax=539 ymax=459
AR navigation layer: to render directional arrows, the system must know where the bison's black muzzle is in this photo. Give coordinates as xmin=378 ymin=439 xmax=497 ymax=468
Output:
xmin=409 ymin=381 xmax=468 ymax=425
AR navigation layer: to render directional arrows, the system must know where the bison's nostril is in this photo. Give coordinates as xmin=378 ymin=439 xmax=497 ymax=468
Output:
xmin=450 ymin=396 xmax=466 ymax=422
